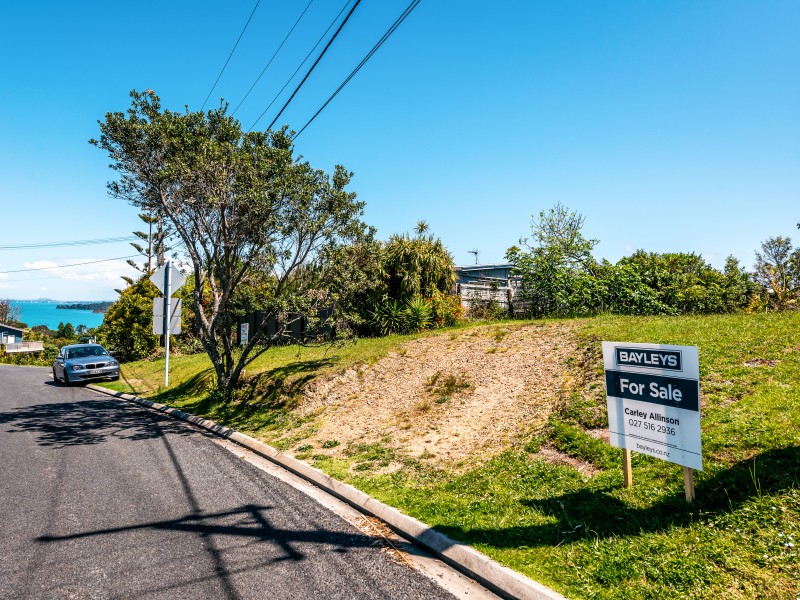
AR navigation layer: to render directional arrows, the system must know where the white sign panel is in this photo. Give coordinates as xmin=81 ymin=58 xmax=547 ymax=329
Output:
xmin=240 ymin=322 xmax=249 ymax=346
xmin=153 ymin=298 xmax=182 ymax=335
xmin=603 ymin=341 xmax=702 ymax=470
xmin=149 ymin=263 xmax=186 ymax=295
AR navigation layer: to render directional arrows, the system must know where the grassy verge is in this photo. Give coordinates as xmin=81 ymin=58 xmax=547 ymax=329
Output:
xmin=101 ymin=313 xmax=800 ymax=598
xmin=101 ymin=323 xmax=486 ymax=439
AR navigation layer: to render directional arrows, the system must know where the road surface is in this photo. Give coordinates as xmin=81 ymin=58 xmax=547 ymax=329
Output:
xmin=0 ymin=364 xmax=457 ymax=600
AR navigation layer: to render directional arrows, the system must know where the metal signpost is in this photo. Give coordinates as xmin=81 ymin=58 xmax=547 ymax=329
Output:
xmin=150 ymin=262 xmax=186 ymax=388
xmin=152 ymin=298 xmax=182 ymax=335
xmin=602 ymin=341 xmax=702 ymax=501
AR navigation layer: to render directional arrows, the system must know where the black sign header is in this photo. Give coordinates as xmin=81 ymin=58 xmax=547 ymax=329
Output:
xmin=605 ymin=370 xmax=699 ymax=412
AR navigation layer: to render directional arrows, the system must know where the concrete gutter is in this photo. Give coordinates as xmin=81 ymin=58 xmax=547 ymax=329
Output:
xmin=88 ymin=384 xmax=567 ymax=600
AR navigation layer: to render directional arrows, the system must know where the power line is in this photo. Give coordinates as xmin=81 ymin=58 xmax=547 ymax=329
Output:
xmin=1 ymin=266 xmax=137 ymax=283
xmin=248 ymin=0 xmax=353 ymax=132
xmin=259 ymin=0 xmax=363 ymax=132
xmin=0 ymin=236 xmax=138 ymax=250
xmin=294 ymin=0 xmax=422 ymax=139
xmin=0 ymin=256 xmax=139 ymax=275
xmin=232 ymin=0 xmax=316 ymax=116
xmin=201 ymin=0 xmax=262 ymax=111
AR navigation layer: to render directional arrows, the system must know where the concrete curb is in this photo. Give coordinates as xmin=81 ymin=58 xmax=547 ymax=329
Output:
xmin=87 ymin=384 xmax=567 ymax=600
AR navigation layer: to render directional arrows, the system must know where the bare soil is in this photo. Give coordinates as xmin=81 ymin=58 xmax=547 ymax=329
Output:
xmin=294 ymin=322 xmax=580 ymax=469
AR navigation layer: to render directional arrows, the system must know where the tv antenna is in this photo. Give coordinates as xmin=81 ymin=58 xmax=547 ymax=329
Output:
xmin=468 ymin=249 xmax=480 ymax=265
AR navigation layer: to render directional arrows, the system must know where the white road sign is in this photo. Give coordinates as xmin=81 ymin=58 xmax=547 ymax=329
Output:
xmin=240 ymin=322 xmax=249 ymax=345
xmin=603 ymin=341 xmax=702 ymax=470
xmin=149 ymin=263 xmax=186 ymax=295
xmin=153 ymin=298 xmax=182 ymax=335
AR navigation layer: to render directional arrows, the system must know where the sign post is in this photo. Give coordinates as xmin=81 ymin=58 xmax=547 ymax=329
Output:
xmin=602 ymin=342 xmax=702 ymax=502
xmin=150 ymin=262 xmax=186 ymax=388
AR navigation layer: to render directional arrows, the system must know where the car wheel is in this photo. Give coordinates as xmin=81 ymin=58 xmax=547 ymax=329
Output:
xmin=111 ymin=375 xmax=120 ymax=382
xmin=63 ymin=371 xmax=71 ymax=387
xmin=52 ymin=367 xmax=61 ymax=384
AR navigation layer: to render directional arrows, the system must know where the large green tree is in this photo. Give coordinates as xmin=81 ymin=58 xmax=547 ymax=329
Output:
xmin=98 ymin=276 xmax=159 ymax=361
xmin=382 ymin=221 xmax=456 ymax=304
xmin=506 ymin=203 xmax=601 ymax=316
xmin=754 ymin=235 xmax=800 ymax=309
xmin=92 ymin=90 xmax=367 ymax=392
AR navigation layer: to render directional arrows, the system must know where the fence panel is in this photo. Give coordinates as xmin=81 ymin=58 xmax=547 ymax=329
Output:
xmin=457 ymin=281 xmax=532 ymax=317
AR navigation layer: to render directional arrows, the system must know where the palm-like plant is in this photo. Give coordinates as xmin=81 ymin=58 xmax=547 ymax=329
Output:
xmin=372 ymin=298 xmax=407 ymax=335
xmin=405 ymin=296 xmax=432 ymax=332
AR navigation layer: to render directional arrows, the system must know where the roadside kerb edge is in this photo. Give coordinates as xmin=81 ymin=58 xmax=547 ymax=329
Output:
xmin=87 ymin=384 xmax=566 ymax=600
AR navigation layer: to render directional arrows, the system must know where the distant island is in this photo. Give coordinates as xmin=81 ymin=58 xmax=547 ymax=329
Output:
xmin=56 ymin=302 xmax=113 ymax=314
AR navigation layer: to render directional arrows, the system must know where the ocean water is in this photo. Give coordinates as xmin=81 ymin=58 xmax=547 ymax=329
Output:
xmin=11 ymin=302 xmax=106 ymax=330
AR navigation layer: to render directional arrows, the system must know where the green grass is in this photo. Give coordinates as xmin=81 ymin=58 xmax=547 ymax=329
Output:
xmin=100 ymin=324 xmax=487 ymax=442
xmin=101 ymin=313 xmax=800 ymax=598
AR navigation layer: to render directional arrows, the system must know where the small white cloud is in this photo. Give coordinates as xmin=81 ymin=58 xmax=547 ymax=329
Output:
xmin=21 ymin=258 xmax=137 ymax=283
xmin=23 ymin=260 xmax=59 ymax=270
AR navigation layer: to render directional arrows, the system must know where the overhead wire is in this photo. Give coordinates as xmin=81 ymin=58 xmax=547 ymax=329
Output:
xmin=232 ymin=0 xmax=316 ymax=116
xmin=248 ymin=0 xmax=353 ymax=132
xmin=1 ymin=267 xmax=138 ymax=283
xmin=0 ymin=236 xmax=139 ymax=250
xmin=254 ymin=0 xmax=363 ymax=132
xmin=294 ymin=0 xmax=422 ymax=139
xmin=0 ymin=256 xmax=140 ymax=275
xmin=201 ymin=0 xmax=262 ymax=110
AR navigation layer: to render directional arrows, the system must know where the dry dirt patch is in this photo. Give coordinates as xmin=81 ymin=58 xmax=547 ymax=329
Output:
xmin=296 ymin=322 xmax=579 ymax=468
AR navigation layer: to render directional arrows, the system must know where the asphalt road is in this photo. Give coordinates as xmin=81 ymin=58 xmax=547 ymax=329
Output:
xmin=0 ymin=365 xmax=454 ymax=600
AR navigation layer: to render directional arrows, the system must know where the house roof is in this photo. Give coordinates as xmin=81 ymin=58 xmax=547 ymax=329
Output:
xmin=0 ymin=322 xmax=24 ymax=334
xmin=456 ymin=263 xmax=513 ymax=272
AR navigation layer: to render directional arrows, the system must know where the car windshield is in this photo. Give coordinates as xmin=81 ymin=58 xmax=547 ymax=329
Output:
xmin=66 ymin=346 xmax=107 ymax=359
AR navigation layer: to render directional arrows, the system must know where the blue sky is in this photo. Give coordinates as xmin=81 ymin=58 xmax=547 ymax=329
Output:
xmin=1 ymin=0 xmax=798 ymax=300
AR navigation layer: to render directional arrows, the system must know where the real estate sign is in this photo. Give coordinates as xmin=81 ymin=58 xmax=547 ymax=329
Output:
xmin=602 ymin=342 xmax=702 ymax=470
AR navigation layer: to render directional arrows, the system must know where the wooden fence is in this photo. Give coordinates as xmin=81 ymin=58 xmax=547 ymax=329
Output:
xmin=457 ymin=280 xmax=531 ymax=317
xmin=236 ymin=308 xmax=334 ymax=346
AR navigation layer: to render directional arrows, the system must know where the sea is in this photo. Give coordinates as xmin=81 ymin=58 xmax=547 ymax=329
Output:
xmin=11 ymin=301 xmax=107 ymax=330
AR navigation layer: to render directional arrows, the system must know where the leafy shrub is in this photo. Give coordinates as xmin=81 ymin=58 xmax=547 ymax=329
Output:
xmin=427 ymin=289 xmax=465 ymax=327
xmin=382 ymin=226 xmax=456 ymax=304
xmin=508 ymin=204 xmax=757 ymax=318
xmin=345 ymin=223 xmax=458 ymax=336
xmin=405 ymin=296 xmax=432 ymax=332
xmin=371 ymin=299 xmax=408 ymax=335
xmin=98 ymin=276 xmax=160 ymax=361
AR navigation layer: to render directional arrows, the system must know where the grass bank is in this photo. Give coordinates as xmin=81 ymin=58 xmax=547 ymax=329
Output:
xmin=101 ymin=313 xmax=800 ymax=598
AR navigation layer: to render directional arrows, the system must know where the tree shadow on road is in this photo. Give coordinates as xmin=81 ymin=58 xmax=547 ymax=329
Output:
xmin=0 ymin=397 xmax=192 ymax=448
xmin=35 ymin=502 xmax=372 ymax=562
